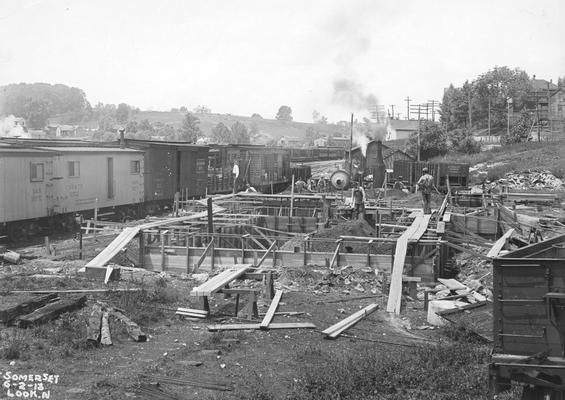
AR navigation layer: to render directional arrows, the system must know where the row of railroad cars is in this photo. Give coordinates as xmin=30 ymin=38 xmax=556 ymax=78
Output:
xmin=288 ymin=146 xmax=345 ymax=163
xmin=0 ymin=138 xmax=291 ymax=240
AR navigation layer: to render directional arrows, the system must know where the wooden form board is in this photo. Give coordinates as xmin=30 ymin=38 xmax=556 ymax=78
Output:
xmin=189 ymin=265 xmax=252 ymax=296
xmin=486 ymin=229 xmax=514 ymax=258
xmin=143 ymin=250 xmax=435 ymax=281
xmin=386 ymin=213 xmax=432 ymax=314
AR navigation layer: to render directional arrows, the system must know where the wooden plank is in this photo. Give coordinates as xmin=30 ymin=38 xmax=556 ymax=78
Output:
xmin=86 ymin=304 xmax=103 ymax=344
xmin=190 ymin=265 xmax=252 ymax=296
xmin=256 ymin=241 xmax=276 ymax=268
xmin=0 ymin=293 xmax=58 ymax=324
xmin=386 ymin=213 xmax=431 ymax=314
xmin=8 ymin=288 xmax=142 ymax=294
xmin=17 ymin=295 xmax=87 ymax=328
xmin=207 ymin=322 xmax=316 ymax=331
xmin=260 ymin=290 xmax=283 ymax=329
xmin=322 ymin=303 xmax=379 ymax=339
xmin=193 ymin=237 xmax=215 ymax=273
xmin=100 ymin=311 xmax=112 ymax=346
xmin=487 ymin=229 xmax=515 ymax=258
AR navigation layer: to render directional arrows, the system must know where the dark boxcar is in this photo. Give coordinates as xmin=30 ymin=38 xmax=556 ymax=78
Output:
xmin=208 ymin=145 xmax=290 ymax=194
xmin=491 ymin=234 xmax=565 ymax=399
xmin=124 ymin=140 xmax=208 ymax=208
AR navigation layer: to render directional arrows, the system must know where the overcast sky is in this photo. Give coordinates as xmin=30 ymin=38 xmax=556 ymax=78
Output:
xmin=1 ymin=0 xmax=564 ymax=123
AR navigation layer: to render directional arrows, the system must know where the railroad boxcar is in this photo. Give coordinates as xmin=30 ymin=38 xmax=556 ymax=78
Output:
xmin=490 ymin=233 xmax=565 ymax=399
xmin=0 ymin=143 xmax=55 ymax=238
xmin=40 ymin=146 xmax=145 ymax=219
xmin=121 ymin=139 xmax=209 ymax=212
xmin=208 ymin=144 xmax=291 ymax=194
xmin=392 ymin=160 xmax=469 ymax=191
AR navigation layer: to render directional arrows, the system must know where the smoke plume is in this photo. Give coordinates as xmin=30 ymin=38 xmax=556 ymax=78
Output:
xmin=352 ymin=129 xmax=370 ymax=157
xmin=0 ymin=115 xmax=29 ymax=138
xmin=332 ymin=79 xmax=378 ymax=110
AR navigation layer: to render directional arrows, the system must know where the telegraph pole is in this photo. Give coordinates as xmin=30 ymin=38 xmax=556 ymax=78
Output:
xmin=404 ymin=96 xmax=411 ymax=120
xmin=348 ymin=113 xmax=354 ymax=179
xmin=417 ymin=105 xmax=421 ymax=162
xmin=390 ymin=105 xmax=395 ymax=119
xmin=427 ymin=100 xmax=436 ymax=121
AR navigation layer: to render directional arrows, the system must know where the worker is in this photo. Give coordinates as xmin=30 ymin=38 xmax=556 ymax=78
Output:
xmin=295 ymin=178 xmax=306 ymax=193
xmin=232 ymin=160 xmax=240 ymax=193
xmin=416 ymin=167 xmax=437 ymax=215
xmin=245 ymin=183 xmax=257 ymax=193
xmin=318 ymin=178 xmax=327 ymax=193
xmin=350 ymin=182 xmax=366 ymax=220
xmin=393 ymin=176 xmax=405 ymax=191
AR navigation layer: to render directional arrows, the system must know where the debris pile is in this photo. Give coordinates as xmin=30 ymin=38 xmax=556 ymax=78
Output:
xmin=498 ymin=170 xmax=564 ymax=191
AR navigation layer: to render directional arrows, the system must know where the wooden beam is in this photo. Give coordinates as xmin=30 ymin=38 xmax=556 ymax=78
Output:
xmin=207 ymin=322 xmax=316 ymax=331
xmin=193 ymin=237 xmax=215 ymax=273
xmin=17 ymin=295 xmax=87 ymax=328
xmin=260 ymin=290 xmax=283 ymax=329
xmin=445 ymin=242 xmax=491 ymax=261
xmin=487 ymin=228 xmax=514 ymax=258
xmin=322 ymin=303 xmax=379 ymax=339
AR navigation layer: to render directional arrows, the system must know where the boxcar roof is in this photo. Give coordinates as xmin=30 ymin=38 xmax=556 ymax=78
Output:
xmin=38 ymin=146 xmax=143 ymax=153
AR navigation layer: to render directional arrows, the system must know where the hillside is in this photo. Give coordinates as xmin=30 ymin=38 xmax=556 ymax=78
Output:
xmin=130 ymin=111 xmax=345 ymax=141
xmin=432 ymin=139 xmax=565 ymax=180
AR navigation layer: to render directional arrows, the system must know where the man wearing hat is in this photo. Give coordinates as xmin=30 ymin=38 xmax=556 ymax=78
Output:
xmin=393 ymin=176 xmax=405 ymax=191
xmin=417 ymin=167 xmax=436 ymax=214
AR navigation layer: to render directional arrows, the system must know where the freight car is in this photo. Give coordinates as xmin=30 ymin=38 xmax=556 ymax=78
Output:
xmin=0 ymin=142 xmax=145 ymax=240
xmin=288 ymin=146 xmax=345 ymax=162
xmin=119 ymin=139 xmax=209 ymax=214
xmin=392 ymin=160 xmax=469 ymax=191
xmin=490 ymin=233 xmax=565 ymax=399
xmin=207 ymin=144 xmax=290 ymax=194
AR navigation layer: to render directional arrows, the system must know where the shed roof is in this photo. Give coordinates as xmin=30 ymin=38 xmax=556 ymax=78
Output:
xmin=389 ymin=119 xmax=420 ymax=131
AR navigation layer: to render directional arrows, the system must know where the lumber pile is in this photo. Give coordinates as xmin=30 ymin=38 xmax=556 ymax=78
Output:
xmin=207 ymin=322 xmax=316 ymax=331
xmin=175 ymin=307 xmax=208 ymax=320
xmin=86 ymin=303 xmax=147 ymax=345
xmin=0 ymin=250 xmax=21 ymax=264
xmin=0 ymin=293 xmax=58 ymax=324
xmin=322 ymin=303 xmax=379 ymax=339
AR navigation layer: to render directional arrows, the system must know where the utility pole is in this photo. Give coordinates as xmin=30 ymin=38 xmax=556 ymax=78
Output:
xmin=390 ymin=105 xmax=395 ymax=119
xmin=507 ymin=98 xmax=512 ymax=138
xmin=488 ymin=95 xmax=491 ymax=137
xmin=428 ymin=100 xmax=436 ymax=121
xmin=468 ymin=90 xmax=472 ymax=129
xmin=417 ymin=105 xmax=421 ymax=162
xmin=404 ymin=96 xmax=411 ymax=120
xmin=348 ymin=113 xmax=354 ymax=180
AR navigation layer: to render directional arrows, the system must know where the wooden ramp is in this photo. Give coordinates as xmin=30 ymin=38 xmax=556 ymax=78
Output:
xmin=86 ymin=207 xmax=224 ymax=269
xmin=386 ymin=212 xmax=432 ymax=314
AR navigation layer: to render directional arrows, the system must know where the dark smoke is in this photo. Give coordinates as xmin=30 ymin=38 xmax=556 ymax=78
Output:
xmin=332 ymin=79 xmax=378 ymax=110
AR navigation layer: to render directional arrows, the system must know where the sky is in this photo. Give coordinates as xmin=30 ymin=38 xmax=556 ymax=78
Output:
xmin=1 ymin=0 xmax=564 ymax=123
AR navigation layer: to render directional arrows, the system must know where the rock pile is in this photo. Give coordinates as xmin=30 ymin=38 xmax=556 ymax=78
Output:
xmin=498 ymin=169 xmax=564 ymax=191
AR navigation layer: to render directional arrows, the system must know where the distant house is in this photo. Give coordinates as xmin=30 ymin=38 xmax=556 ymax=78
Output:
xmin=313 ymin=137 xmax=328 ymax=147
xmin=278 ymin=136 xmax=303 ymax=147
xmin=526 ymin=77 xmax=565 ymax=135
xmin=328 ymin=135 xmax=350 ymax=148
xmin=385 ymin=119 xmax=420 ymax=141
xmin=47 ymin=124 xmax=78 ymax=137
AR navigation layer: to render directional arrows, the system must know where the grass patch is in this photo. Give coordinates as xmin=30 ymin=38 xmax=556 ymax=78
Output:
xmin=224 ymin=342 xmax=491 ymax=400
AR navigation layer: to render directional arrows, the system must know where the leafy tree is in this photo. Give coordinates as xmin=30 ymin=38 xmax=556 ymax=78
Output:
xmin=407 ymin=121 xmax=448 ymax=160
xmin=251 ymin=113 xmax=263 ymax=119
xmin=24 ymin=99 xmax=50 ymax=129
xmin=179 ymin=106 xmax=188 ymax=112
xmin=502 ymin=111 xmax=533 ymax=144
xmin=558 ymin=77 xmax=565 ymax=88
xmin=276 ymin=105 xmax=293 ymax=121
xmin=305 ymin=126 xmax=320 ymax=145
xmin=448 ymin=129 xmax=481 ymax=154
xmin=249 ymin=122 xmax=260 ymax=137
xmin=126 ymin=120 xmax=138 ymax=133
xmin=98 ymin=115 xmax=117 ymax=132
xmin=312 ymin=110 xmax=321 ymax=122
xmin=231 ymin=121 xmax=250 ymax=144
xmin=138 ymin=119 xmax=154 ymax=132
xmin=116 ymin=103 xmax=131 ymax=123
xmin=177 ymin=112 xmax=201 ymax=142
xmin=193 ymin=105 xmax=211 ymax=114
xmin=212 ymin=122 xmax=232 ymax=143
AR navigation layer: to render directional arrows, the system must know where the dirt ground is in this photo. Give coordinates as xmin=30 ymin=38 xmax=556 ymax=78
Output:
xmin=0 ymin=239 xmax=446 ymax=400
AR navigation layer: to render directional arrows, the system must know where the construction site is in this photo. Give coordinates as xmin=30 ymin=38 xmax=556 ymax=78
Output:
xmin=3 ymin=154 xmax=565 ymax=400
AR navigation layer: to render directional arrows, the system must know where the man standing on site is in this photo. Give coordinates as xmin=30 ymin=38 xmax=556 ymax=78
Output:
xmin=417 ymin=167 xmax=436 ymax=215
xmin=351 ymin=182 xmax=366 ymax=220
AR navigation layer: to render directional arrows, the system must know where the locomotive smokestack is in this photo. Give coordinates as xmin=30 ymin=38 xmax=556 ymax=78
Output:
xmin=374 ymin=140 xmax=385 ymax=188
xmin=119 ymin=128 xmax=125 ymax=149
